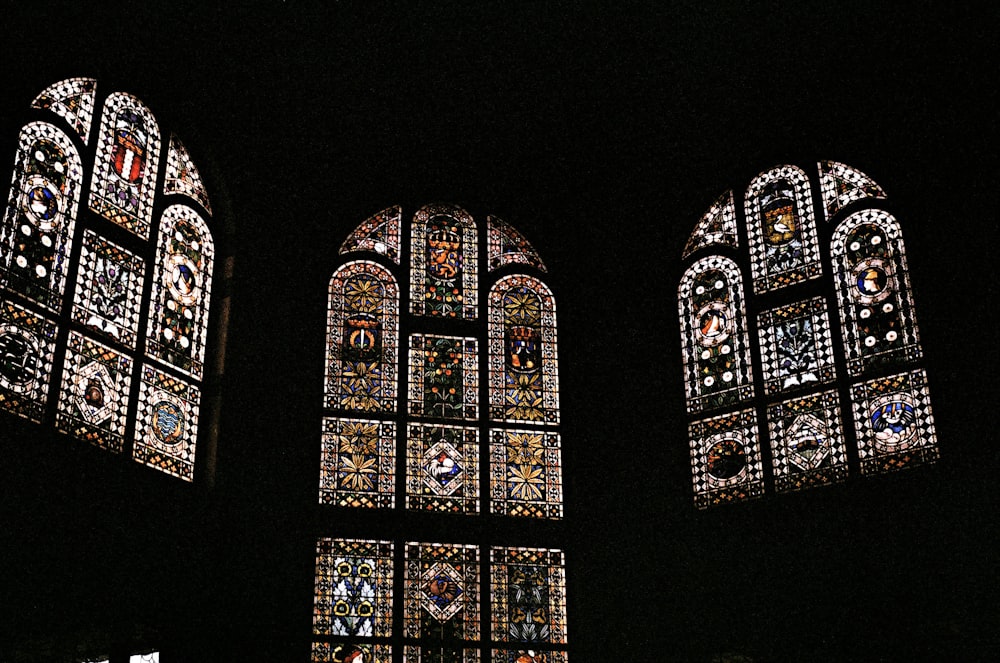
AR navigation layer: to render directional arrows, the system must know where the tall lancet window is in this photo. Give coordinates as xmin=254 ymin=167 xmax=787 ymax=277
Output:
xmin=0 ymin=78 xmax=225 ymax=482
xmin=315 ymin=205 xmax=568 ymax=660
xmin=678 ymin=161 xmax=937 ymax=508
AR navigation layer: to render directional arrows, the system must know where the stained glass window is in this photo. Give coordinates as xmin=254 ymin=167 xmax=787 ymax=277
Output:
xmin=1 ymin=121 xmax=83 ymax=311
xmin=72 ymin=230 xmax=145 ymax=348
xmin=407 ymin=423 xmax=480 ymax=514
xmin=744 ymin=164 xmax=820 ymax=293
xmin=681 ymin=190 xmax=738 ymax=259
xmin=408 ymin=334 xmax=478 ymax=421
xmin=678 ymin=162 xmax=936 ymax=507
xmin=409 ymin=204 xmax=478 ymax=319
xmin=831 ymin=209 xmax=922 ymax=377
xmin=88 ymin=92 xmax=161 ymax=239
xmin=678 ymin=255 xmax=754 ymax=414
xmin=490 ymin=429 xmax=563 ymax=519
xmin=55 ymin=332 xmax=133 ymax=453
xmin=164 ymin=135 xmax=212 ymax=214
xmin=319 ymin=206 xmax=566 ymax=655
xmin=491 ymin=547 xmax=567 ymax=645
xmin=145 ymin=204 xmax=214 ymax=379
xmin=339 ymin=206 xmax=402 ymax=264
xmin=0 ymin=79 xmax=218 ymax=482
xmin=488 ymin=215 xmax=546 ymax=272
xmin=488 ymin=275 xmax=559 ymax=424
xmin=320 ymin=418 xmax=396 ymax=508
xmin=326 ymin=261 xmax=399 ymax=413
xmin=30 ymin=77 xmax=97 ymax=145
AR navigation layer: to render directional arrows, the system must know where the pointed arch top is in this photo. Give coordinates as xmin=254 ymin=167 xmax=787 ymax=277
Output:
xmin=164 ymin=135 xmax=212 ymax=215
xmin=30 ymin=77 xmax=98 ymax=145
xmin=409 ymin=203 xmax=478 ymax=319
xmin=339 ymin=205 xmax=402 ymax=264
xmin=487 ymin=215 xmax=546 ymax=272
xmin=819 ymin=160 xmax=886 ymax=218
xmin=682 ymin=190 xmax=738 ymax=260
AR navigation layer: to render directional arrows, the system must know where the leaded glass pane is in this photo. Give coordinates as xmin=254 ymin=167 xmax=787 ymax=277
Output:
xmin=129 ymin=653 xmax=159 ymax=663
xmin=326 ymin=261 xmax=399 ymax=413
xmin=88 ymin=92 xmax=161 ymax=239
xmin=403 ymin=646 xmax=480 ymax=662
xmin=133 ymin=364 xmax=200 ymax=481
xmin=55 ymin=331 xmax=132 ymax=453
xmin=164 ymin=134 xmax=212 ymax=214
xmin=408 ymin=334 xmax=478 ymax=421
xmin=818 ymin=160 xmax=886 ymax=218
xmin=681 ymin=190 xmax=738 ymax=259
xmin=488 ymin=275 xmax=559 ymax=425
xmin=490 ymin=547 xmax=567 ymax=645
xmin=72 ymin=230 xmax=145 ymax=348
xmin=744 ymin=164 xmax=821 ymax=293
xmin=146 ymin=204 xmax=214 ymax=379
xmin=403 ymin=542 xmax=480 ymax=641
xmin=312 ymin=642 xmax=392 ymax=663
xmin=831 ymin=209 xmax=922 ymax=377
xmin=490 ymin=429 xmax=563 ymax=519
xmin=850 ymin=369 xmax=938 ymax=476
xmin=678 ymin=255 xmax=754 ymax=413
xmin=406 ymin=423 xmax=480 ymax=514
xmin=767 ymin=390 xmax=848 ymax=493
xmin=30 ymin=77 xmax=97 ymax=145
xmin=313 ymin=538 xmax=394 ymax=638
xmin=0 ymin=299 xmax=57 ymax=422
xmin=492 ymin=651 xmax=568 ymax=663
xmin=757 ymin=297 xmax=836 ymax=395
xmin=339 ymin=206 xmax=402 ymax=264
xmin=320 ymin=417 xmax=396 ymax=508
xmin=487 ymin=215 xmax=546 ymax=272
xmin=409 ymin=204 xmax=478 ymax=319
xmin=690 ymin=408 xmax=763 ymax=509
xmin=1 ymin=121 xmax=83 ymax=311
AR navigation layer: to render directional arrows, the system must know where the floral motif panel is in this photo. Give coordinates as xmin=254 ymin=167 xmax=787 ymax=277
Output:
xmin=407 ymin=334 xmax=478 ymax=421
xmin=319 ymin=417 xmax=396 ymax=508
xmin=757 ymin=297 xmax=836 ymax=395
xmin=490 ymin=429 xmax=563 ymax=519
xmin=72 ymin=230 xmax=145 ymax=348
xmin=490 ymin=547 xmax=567 ymax=645
xmin=313 ymin=538 xmax=394 ymax=638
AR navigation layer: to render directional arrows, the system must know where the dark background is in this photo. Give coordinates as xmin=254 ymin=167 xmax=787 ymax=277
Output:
xmin=0 ymin=1 xmax=996 ymax=661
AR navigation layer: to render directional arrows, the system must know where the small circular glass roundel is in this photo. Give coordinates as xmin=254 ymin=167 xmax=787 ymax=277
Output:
xmin=706 ymin=438 xmax=746 ymax=480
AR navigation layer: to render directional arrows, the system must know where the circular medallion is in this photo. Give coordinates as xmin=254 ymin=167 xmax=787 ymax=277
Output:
xmin=166 ymin=254 xmax=200 ymax=304
xmin=0 ymin=326 xmax=39 ymax=393
xmin=23 ymin=176 xmax=62 ymax=231
xmin=151 ymin=400 xmax=184 ymax=445
xmin=852 ymin=258 xmax=892 ymax=303
xmin=870 ymin=395 xmax=917 ymax=452
xmin=696 ymin=302 xmax=731 ymax=346
xmin=706 ymin=437 xmax=747 ymax=481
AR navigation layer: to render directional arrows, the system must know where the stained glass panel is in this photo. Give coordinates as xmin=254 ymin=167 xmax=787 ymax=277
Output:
xmin=488 ymin=275 xmax=559 ymax=424
xmin=164 ymin=135 xmax=212 ymax=214
xmin=72 ymin=230 xmax=145 ymax=348
xmin=55 ymin=332 xmax=133 ymax=453
xmin=490 ymin=429 xmax=563 ymax=519
xmin=134 ymin=364 xmax=200 ymax=481
xmin=490 ymin=547 xmax=567 ymax=645
xmin=0 ymin=299 xmax=57 ymax=422
xmin=312 ymin=642 xmax=392 ymax=663
xmin=404 ymin=542 xmax=480 ymax=641
xmin=492 ymin=651 xmax=568 ymax=663
xmin=831 ymin=209 xmax=922 ymax=377
xmin=681 ymin=190 xmax=738 ymax=259
xmin=30 ymin=77 xmax=97 ymax=145
xmin=320 ymin=417 xmax=396 ymax=508
xmin=88 ymin=92 xmax=161 ymax=239
xmin=406 ymin=423 xmax=480 ymax=514
xmin=757 ymin=297 xmax=836 ymax=395
xmin=690 ymin=408 xmax=763 ymax=509
xmin=851 ymin=369 xmax=938 ymax=476
xmin=408 ymin=334 xmax=478 ymax=421
xmin=818 ymin=160 xmax=886 ymax=218
xmin=744 ymin=164 xmax=821 ymax=293
xmin=678 ymin=255 xmax=754 ymax=413
xmin=1 ymin=121 xmax=83 ymax=311
xmin=767 ymin=390 xmax=848 ymax=493
xmin=326 ymin=261 xmax=399 ymax=413
xmin=409 ymin=204 xmax=478 ymax=319
xmin=339 ymin=206 xmax=402 ymax=264
xmin=146 ymin=204 xmax=214 ymax=379
xmin=487 ymin=215 xmax=546 ymax=272
xmin=313 ymin=538 xmax=394 ymax=637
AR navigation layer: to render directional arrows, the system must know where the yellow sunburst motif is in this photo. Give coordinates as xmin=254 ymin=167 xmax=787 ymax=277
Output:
xmin=503 ymin=287 xmax=541 ymax=325
xmin=338 ymin=421 xmax=379 ymax=454
xmin=344 ymin=275 xmax=384 ymax=313
xmin=507 ymin=432 xmax=544 ymax=464
xmin=508 ymin=464 xmax=545 ymax=501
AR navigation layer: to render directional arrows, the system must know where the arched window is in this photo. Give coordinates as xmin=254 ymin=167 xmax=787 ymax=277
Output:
xmin=0 ymin=78 xmax=224 ymax=482
xmin=315 ymin=205 xmax=568 ymax=660
xmin=678 ymin=161 xmax=937 ymax=507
